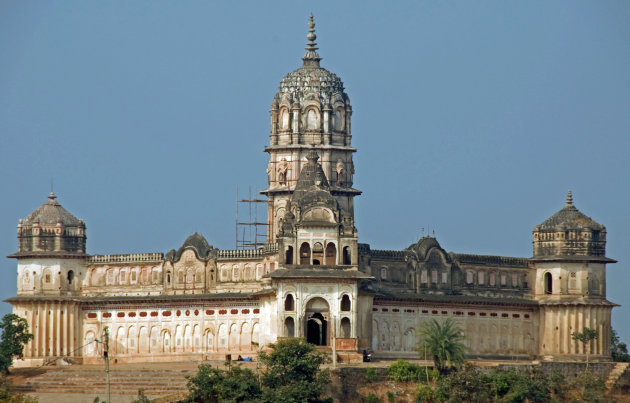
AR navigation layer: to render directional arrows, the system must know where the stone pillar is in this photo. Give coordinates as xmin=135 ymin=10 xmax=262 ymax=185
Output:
xmin=61 ymin=304 xmax=67 ymax=356
xmin=69 ymin=303 xmax=75 ymax=357
xmin=56 ymin=303 xmax=61 ymax=356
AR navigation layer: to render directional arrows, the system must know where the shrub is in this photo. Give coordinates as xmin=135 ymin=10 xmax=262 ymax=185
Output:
xmin=365 ymin=393 xmax=381 ymax=403
xmin=567 ymin=370 xmax=607 ymax=403
xmin=388 ymin=360 xmax=424 ymax=382
xmin=365 ymin=367 xmax=378 ymax=383
xmin=416 ymin=384 xmax=438 ymax=403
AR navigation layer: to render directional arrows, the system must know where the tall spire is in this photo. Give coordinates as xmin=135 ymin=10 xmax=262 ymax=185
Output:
xmin=302 ymin=14 xmax=322 ymax=67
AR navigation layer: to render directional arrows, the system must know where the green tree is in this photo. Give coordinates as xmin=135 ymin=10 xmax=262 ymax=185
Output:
xmin=0 ymin=314 xmax=33 ymax=375
xmin=572 ymin=327 xmax=598 ymax=370
xmin=434 ymin=363 xmax=489 ymax=403
xmin=418 ymin=319 xmax=467 ymax=374
xmin=611 ymin=328 xmax=630 ymax=362
xmin=184 ymin=364 xmax=261 ymax=403
xmin=567 ymin=370 xmax=607 ymax=403
xmin=258 ymin=338 xmax=330 ymax=403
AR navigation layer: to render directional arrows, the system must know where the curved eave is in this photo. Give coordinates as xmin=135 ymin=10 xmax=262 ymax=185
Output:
xmin=261 ymin=186 xmax=361 ymax=196
xmin=537 ymin=297 xmax=619 ymax=307
xmin=265 ymin=267 xmax=373 ymax=280
xmin=264 ymin=144 xmax=357 ymax=153
xmin=7 ymin=251 xmax=89 ymax=259
xmin=5 ymin=293 xmax=259 ymax=305
xmin=374 ymin=293 xmax=539 ymax=308
xmin=529 ymin=256 xmax=617 ymax=264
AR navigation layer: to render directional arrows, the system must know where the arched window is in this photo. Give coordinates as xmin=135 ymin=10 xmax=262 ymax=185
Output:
xmin=342 ymin=246 xmax=351 ymax=265
xmin=325 ymin=243 xmax=336 ymax=265
xmin=300 ymin=242 xmax=311 ymax=265
xmin=280 ymin=109 xmax=289 ymax=130
xmin=340 ymin=295 xmax=351 ymax=311
xmin=166 ymin=271 xmax=171 ymax=284
xmin=306 ymin=109 xmax=318 ymax=130
xmin=285 ymin=246 xmax=293 ymax=264
xmin=67 ymin=270 xmax=74 ymax=285
xmin=544 ymin=272 xmax=553 ymax=294
xmin=334 ymin=108 xmax=344 ymax=131
xmin=340 ymin=317 xmax=351 ymax=338
xmin=284 ymin=294 xmax=295 ymax=311
xmin=284 ymin=317 xmax=295 ymax=338
xmin=312 ymin=242 xmax=324 ymax=265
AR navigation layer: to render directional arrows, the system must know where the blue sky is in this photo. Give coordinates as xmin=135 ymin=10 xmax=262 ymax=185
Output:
xmin=1 ymin=1 xmax=629 ymax=342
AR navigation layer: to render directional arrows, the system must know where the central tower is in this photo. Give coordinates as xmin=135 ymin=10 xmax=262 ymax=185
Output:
xmin=262 ymin=15 xmax=361 ymax=243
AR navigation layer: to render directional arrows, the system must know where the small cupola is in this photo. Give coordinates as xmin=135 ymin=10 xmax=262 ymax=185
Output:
xmin=11 ymin=192 xmax=87 ymax=257
xmin=533 ymin=191 xmax=607 ymax=258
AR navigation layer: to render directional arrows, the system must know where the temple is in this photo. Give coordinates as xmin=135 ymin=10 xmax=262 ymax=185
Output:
xmin=6 ymin=16 xmax=617 ymax=366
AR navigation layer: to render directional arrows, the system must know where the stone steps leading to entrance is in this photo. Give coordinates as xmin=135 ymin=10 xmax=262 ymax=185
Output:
xmin=11 ymin=366 xmax=196 ymax=397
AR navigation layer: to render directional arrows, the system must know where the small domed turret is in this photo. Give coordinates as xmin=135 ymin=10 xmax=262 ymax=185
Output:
xmin=533 ymin=191 xmax=606 ymax=258
xmin=12 ymin=193 xmax=86 ymax=257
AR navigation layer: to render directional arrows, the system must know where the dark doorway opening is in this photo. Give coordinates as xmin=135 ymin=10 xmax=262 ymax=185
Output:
xmin=300 ymin=243 xmax=311 ymax=265
xmin=306 ymin=313 xmax=327 ymax=346
xmin=312 ymin=242 xmax=323 ymax=265
xmin=285 ymin=246 xmax=293 ymax=264
xmin=544 ymin=272 xmax=553 ymax=294
xmin=343 ymin=246 xmax=351 ymax=265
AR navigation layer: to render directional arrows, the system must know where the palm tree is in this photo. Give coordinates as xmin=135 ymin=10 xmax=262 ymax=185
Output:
xmin=418 ymin=318 xmax=467 ymax=374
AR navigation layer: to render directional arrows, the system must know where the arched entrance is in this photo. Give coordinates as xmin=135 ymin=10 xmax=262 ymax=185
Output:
xmin=312 ymin=242 xmax=324 ymax=265
xmin=285 ymin=246 xmax=293 ymax=264
xmin=305 ymin=297 xmax=329 ymax=346
xmin=325 ymin=243 xmax=336 ymax=265
xmin=300 ymin=243 xmax=311 ymax=265
xmin=544 ymin=272 xmax=553 ymax=294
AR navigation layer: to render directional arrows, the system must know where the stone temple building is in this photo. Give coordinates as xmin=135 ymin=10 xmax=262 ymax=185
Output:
xmin=7 ymin=16 xmax=617 ymax=366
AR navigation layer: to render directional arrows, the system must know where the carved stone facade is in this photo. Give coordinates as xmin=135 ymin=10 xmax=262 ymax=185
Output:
xmin=7 ymin=17 xmax=617 ymax=366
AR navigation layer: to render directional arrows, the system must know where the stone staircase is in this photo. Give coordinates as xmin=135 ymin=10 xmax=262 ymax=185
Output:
xmin=605 ymin=362 xmax=629 ymax=390
xmin=12 ymin=365 xmax=196 ymax=398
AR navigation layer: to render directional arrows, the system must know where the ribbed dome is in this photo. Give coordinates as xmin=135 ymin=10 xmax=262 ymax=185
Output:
xmin=408 ymin=237 xmax=443 ymax=260
xmin=279 ymin=67 xmax=344 ymax=95
xmin=534 ymin=191 xmax=604 ymax=232
xmin=166 ymin=232 xmax=214 ymax=262
xmin=277 ymin=15 xmax=345 ymax=96
xmin=22 ymin=193 xmax=83 ymax=227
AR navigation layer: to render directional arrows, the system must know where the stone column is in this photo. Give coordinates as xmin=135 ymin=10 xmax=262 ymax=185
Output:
xmin=61 ymin=304 xmax=67 ymax=356
xmin=56 ymin=303 xmax=61 ymax=356
xmin=562 ymin=308 xmax=569 ymax=354
xmin=69 ymin=303 xmax=75 ymax=357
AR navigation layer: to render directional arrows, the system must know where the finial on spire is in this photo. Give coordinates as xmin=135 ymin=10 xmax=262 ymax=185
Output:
xmin=307 ymin=14 xmax=317 ymax=50
xmin=302 ymin=14 xmax=322 ymax=67
xmin=566 ymin=190 xmax=573 ymax=206
xmin=48 ymin=192 xmax=56 ymax=200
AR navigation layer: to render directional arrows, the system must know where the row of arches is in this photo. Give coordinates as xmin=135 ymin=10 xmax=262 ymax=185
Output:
xmin=277 ymin=106 xmax=346 ymax=132
xmin=286 ymin=243 xmax=351 ymax=265
xmin=84 ymin=322 xmax=260 ymax=357
xmin=219 ymin=264 xmax=265 ymax=283
xmin=282 ymin=296 xmax=353 ymax=345
xmin=372 ymin=317 xmax=535 ymax=355
xmin=283 ymin=293 xmax=351 ymax=312
xmin=20 ymin=268 xmax=77 ymax=291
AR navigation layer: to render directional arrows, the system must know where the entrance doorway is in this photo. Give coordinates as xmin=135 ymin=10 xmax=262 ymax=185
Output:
xmin=306 ymin=313 xmax=327 ymax=345
xmin=304 ymin=297 xmax=329 ymax=346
